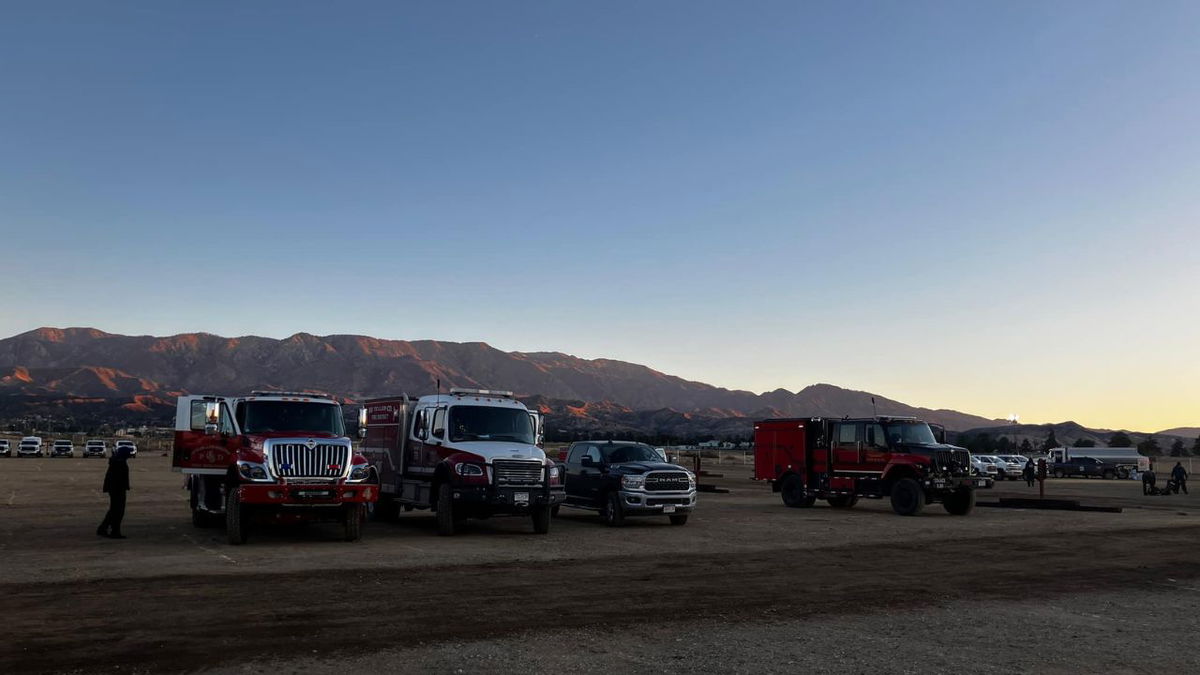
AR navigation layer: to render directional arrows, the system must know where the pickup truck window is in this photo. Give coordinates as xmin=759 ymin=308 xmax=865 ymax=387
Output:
xmin=601 ymin=444 xmax=660 ymax=463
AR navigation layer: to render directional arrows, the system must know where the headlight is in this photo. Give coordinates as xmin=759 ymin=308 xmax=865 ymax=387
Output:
xmin=686 ymin=471 xmax=697 ymax=488
xmin=237 ymin=461 xmax=269 ymax=481
xmin=348 ymin=464 xmax=372 ymax=481
xmin=621 ymin=474 xmax=646 ymax=490
xmin=548 ymin=465 xmax=561 ymax=482
xmin=455 ymin=463 xmax=485 ymax=477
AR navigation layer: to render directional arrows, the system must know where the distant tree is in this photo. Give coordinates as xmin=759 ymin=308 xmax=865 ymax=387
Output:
xmin=1073 ymin=438 xmax=1097 ymax=448
xmin=1138 ymin=435 xmax=1162 ymax=457
xmin=1169 ymin=439 xmax=1186 ymax=457
xmin=1109 ymin=431 xmax=1134 ymax=448
xmin=1041 ymin=427 xmax=1060 ymax=452
xmin=1020 ymin=438 xmax=1034 ymax=454
xmin=1193 ymin=435 xmax=1200 ymax=456
xmin=995 ymin=436 xmax=1012 ymax=453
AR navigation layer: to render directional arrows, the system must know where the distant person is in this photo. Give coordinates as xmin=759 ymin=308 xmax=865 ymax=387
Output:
xmin=96 ymin=446 xmax=132 ymax=539
xmin=1142 ymin=468 xmax=1158 ymax=496
xmin=1171 ymin=462 xmax=1188 ymax=495
xmin=1023 ymin=459 xmax=1036 ymax=487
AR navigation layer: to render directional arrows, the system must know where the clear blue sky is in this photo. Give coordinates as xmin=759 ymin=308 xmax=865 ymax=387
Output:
xmin=2 ymin=1 xmax=1198 ymax=430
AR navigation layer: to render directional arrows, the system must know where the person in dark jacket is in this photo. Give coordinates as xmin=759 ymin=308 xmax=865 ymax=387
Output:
xmin=1142 ymin=467 xmax=1158 ymax=496
xmin=1023 ymin=459 xmax=1037 ymax=487
xmin=1171 ymin=462 xmax=1188 ymax=495
xmin=97 ymin=446 xmax=132 ymax=538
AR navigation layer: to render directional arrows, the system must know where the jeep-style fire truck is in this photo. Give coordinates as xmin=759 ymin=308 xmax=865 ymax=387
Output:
xmin=359 ymin=388 xmax=564 ymax=535
xmin=754 ymin=416 xmax=989 ymax=516
xmin=172 ymin=391 xmax=377 ymax=544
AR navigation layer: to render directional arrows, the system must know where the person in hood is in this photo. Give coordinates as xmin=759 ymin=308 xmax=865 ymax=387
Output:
xmin=97 ymin=446 xmax=132 ymax=539
xmin=1171 ymin=462 xmax=1188 ymax=495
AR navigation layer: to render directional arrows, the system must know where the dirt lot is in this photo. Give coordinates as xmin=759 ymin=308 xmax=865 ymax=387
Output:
xmin=1 ymin=455 xmax=1198 ymax=673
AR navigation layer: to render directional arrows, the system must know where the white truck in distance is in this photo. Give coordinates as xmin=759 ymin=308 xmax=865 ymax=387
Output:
xmin=51 ymin=440 xmax=74 ymax=457
xmin=84 ymin=440 xmax=108 ymax=458
xmin=18 ymin=437 xmax=43 ymax=457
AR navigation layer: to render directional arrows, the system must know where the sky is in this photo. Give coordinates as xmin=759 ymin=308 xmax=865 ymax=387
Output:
xmin=1 ymin=1 xmax=1198 ymax=432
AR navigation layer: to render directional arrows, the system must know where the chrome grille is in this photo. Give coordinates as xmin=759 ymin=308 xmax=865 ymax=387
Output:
xmin=644 ymin=471 xmax=690 ymax=492
xmin=269 ymin=442 xmax=351 ymax=479
xmin=933 ymin=449 xmax=971 ymax=474
xmin=493 ymin=460 xmax=543 ymax=486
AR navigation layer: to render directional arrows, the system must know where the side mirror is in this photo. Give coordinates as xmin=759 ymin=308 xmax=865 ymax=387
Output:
xmin=358 ymin=407 xmax=368 ymax=438
xmin=358 ymin=427 xmax=366 ymax=440
xmin=204 ymin=423 xmax=219 ymax=436
xmin=204 ymin=401 xmax=219 ymax=435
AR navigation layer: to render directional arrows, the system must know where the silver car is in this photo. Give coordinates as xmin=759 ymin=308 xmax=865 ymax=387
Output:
xmin=989 ymin=454 xmax=1027 ymax=481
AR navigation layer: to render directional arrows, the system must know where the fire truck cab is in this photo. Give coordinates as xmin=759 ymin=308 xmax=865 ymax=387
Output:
xmin=754 ymin=416 xmax=988 ymax=516
xmin=172 ymin=391 xmax=377 ymax=544
xmin=359 ymin=388 xmax=564 ymax=535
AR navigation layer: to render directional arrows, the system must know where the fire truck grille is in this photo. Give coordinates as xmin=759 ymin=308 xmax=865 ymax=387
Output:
xmin=644 ymin=471 xmax=691 ymax=492
xmin=270 ymin=443 xmax=351 ymax=479
xmin=493 ymin=460 xmax=543 ymax=486
xmin=933 ymin=449 xmax=971 ymax=474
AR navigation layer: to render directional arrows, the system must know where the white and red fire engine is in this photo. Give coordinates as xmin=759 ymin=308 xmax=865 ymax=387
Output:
xmin=172 ymin=391 xmax=377 ymax=544
xmin=359 ymin=388 xmax=564 ymax=535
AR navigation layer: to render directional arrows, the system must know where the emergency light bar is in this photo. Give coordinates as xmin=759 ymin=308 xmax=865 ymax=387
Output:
xmin=249 ymin=390 xmax=335 ymax=400
xmin=449 ymin=387 xmax=514 ymax=398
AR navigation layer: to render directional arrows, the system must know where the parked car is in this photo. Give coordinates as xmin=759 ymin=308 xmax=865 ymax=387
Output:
xmin=0 ymin=439 xmax=10 ymax=457
xmin=114 ymin=439 xmax=137 ymax=457
xmin=970 ymin=454 xmax=999 ymax=478
xmin=17 ymin=436 xmax=43 ymax=457
xmin=83 ymin=440 xmax=108 ymax=458
xmin=50 ymin=440 xmax=75 ymax=458
xmin=1052 ymin=456 xmax=1124 ymax=480
xmin=559 ymin=440 xmax=697 ymax=526
xmin=989 ymin=454 xmax=1026 ymax=481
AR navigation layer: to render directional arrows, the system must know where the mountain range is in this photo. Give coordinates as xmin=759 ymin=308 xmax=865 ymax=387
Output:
xmin=0 ymin=327 xmax=1190 ymax=443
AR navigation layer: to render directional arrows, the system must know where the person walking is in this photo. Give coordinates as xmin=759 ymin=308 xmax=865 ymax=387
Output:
xmin=96 ymin=446 xmax=132 ymax=538
xmin=1023 ymin=459 xmax=1037 ymax=487
xmin=1171 ymin=462 xmax=1188 ymax=495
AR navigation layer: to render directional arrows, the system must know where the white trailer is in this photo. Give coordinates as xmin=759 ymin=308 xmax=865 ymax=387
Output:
xmin=1046 ymin=447 xmax=1150 ymax=472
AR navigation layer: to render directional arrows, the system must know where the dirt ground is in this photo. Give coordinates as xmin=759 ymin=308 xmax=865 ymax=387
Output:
xmin=1 ymin=454 xmax=1197 ymax=674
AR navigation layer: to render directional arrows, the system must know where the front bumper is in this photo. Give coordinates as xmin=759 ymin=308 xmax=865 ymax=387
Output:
xmin=618 ymin=489 xmax=697 ymax=515
xmin=452 ymin=484 xmax=566 ymax=512
xmin=238 ymin=482 xmax=379 ymax=506
xmin=927 ymin=475 xmax=991 ymax=491
xmin=17 ymin=451 xmax=42 ymax=457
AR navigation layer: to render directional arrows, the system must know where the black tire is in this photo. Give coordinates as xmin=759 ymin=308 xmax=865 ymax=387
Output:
xmin=550 ymin=504 xmax=560 ymax=518
xmin=1117 ymin=467 xmax=1130 ymax=480
xmin=780 ymin=474 xmax=816 ymax=508
xmin=826 ymin=495 xmax=859 ymax=508
xmin=943 ymin=487 xmax=976 ymax=516
xmin=225 ymin=486 xmax=248 ymax=545
xmin=669 ymin=514 xmax=689 ymax=526
xmin=342 ymin=504 xmax=363 ymax=542
xmin=435 ymin=482 xmax=455 ymax=536
xmin=601 ymin=491 xmax=625 ymax=527
xmin=532 ymin=505 xmax=551 ymax=534
xmin=1053 ymin=469 xmax=1065 ymax=479
xmin=890 ymin=478 xmax=925 ymax=516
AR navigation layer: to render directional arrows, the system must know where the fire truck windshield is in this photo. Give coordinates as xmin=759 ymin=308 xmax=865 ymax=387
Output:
xmin=884 ymin=421 xmax=938 ymax=446
xmin=448 ymin=406 xmax=535 ymax=444
xmin=237 ymin=401 xmax=346 ymax=435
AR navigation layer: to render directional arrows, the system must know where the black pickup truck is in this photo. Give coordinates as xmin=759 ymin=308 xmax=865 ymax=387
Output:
xmin=1051 ymin=456 xmax=1126 ymax=479
xmin=559 ymin=440 xmax=697 ymax=526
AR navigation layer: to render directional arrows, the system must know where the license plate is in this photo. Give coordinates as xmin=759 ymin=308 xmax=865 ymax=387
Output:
xmin=297 ymin=490 xmax=331 ymax=498
xmin=514 ymin=492 xmax=529 ymax=504
xmin=976 ymin=479 xmax=988 ymax=487
xmin=663 ymin=505 xmax=676 ymax=513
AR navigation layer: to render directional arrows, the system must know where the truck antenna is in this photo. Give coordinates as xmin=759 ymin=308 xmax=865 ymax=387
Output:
xmin=871 ymin=397 xmax=878 ymax=417
xmin=436 ymin=378 xmax=441 ymax=405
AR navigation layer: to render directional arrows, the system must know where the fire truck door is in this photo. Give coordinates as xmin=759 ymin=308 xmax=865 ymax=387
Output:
xmin=174 ymin=397 xmax=240 ymax=472
xmin=831 ymin=422 xmax=863 ymax=470
xmin=863 ymin=422 xmax=889 ymax=472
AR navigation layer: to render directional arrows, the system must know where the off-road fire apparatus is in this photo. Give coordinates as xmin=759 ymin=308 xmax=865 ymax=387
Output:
xmin=359 ymin=388 xmax=564 ymax=535
xmin=172 ymin=391 xmax=377 ymax=544
xmin=754 ymin=416 xmax=989 ymax=516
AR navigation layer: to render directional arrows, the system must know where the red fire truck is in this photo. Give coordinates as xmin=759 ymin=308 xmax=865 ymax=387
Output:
xmin=173 ymin=391 xmax=377 ymax=544
xmin=754 ymin=416 xmax=988 ymax=516
xmin=359 ymin=388 xmax=564 ymax=535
